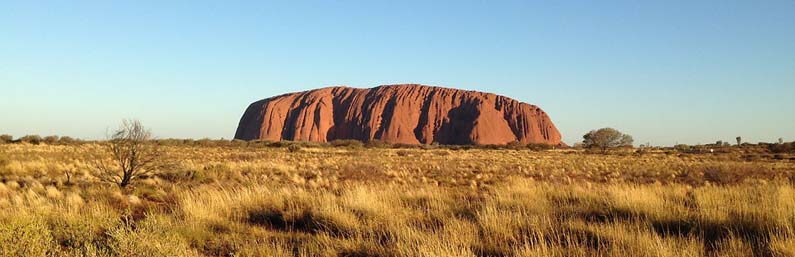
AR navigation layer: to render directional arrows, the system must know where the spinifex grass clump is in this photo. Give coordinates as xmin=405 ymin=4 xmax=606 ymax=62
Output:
xmin=0 ymin=144 xmax=793 ymax=256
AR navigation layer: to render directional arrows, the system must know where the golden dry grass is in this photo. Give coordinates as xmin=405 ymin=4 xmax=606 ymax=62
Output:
xmin=0 ymin=143 xmax=794 ymax=257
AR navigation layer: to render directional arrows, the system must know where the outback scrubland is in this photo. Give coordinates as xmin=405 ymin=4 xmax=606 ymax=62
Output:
xmin=1 ymin=141 xmax=795 ymax=257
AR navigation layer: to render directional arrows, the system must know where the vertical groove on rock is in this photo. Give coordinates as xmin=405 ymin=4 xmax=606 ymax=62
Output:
xmin=414 ymin=89 xmax=438 ymax=144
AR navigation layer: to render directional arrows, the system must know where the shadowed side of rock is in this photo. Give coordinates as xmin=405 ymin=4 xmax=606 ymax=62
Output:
xmin=234 ymin=84 xmax=562 ymax=145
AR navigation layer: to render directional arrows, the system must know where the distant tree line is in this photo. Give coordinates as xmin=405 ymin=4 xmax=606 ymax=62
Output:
xmin=3 ymin=131 xmax=790 ymax=154
xmin=161 ymin=138 xmax=557 ymax=151
xmin=665 ymin=141 xmax=795 ymax=155
xmin=0 ymin=133 xmax=557 ymax=150
xmin=0 ymin=134 xmax=81 ymax=145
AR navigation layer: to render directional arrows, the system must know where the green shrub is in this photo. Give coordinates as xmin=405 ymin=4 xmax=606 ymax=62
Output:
xmin=108 ymin=215 xmax=198 ymax=257
xmin=392 ymin=143 xmax=421 ymax=149
xmin=19 ymin=135 xmax=43 ymax=144
xmin=57 ymin=136 xmax=78 ymax=145
xmin=186 ymin=168 xmax=214 ymax=183
xmin=43 ymin=135 xmax=60 ymax=144
xmin=365 ymin=140 xmax=393 ymax=148
xmin=0 ymin=216 xmax=54 ymax=257
xmin=396 ymin=150 xmax=412 ymax=157
xmin=230 ymin=139 xmax=249 ymax=147
xmin=330 ymin=139 xmax=364 ymax=148
xmin=156 ymin=139 xmax=186 ymax=146
xmin=526 ymin=143 xmax=554 ymax=151
xmin=419 ymin=143 xmax=439 ymax=150
xmin=198 ymin=164 xmax=231 ymax=182
xmin=505 ymin=140 xmax=525 ymax=149
xmin=288 ymin=144 xmax=302 ymax=153
xmin=195 ymin=138 xmax=215 ymax=147
xmin=247 ymin=140 xmax=273 ymax=148
xmin=769 ymin=142 xmax=795 ymax=153
xmin=47 ymin=207 xmax=119 ymax=255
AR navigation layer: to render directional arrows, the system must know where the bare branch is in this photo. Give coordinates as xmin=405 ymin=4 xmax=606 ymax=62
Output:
xmin=93 ymin=119 xmax=162 ymax=188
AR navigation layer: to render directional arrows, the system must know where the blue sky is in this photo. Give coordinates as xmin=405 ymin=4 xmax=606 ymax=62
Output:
xmin=1 ymin=0 xmax=793 ymax=146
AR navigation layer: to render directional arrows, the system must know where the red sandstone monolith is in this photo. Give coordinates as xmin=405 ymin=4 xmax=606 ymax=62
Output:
xmin=234 ymin=84 xmax=561 ymax=145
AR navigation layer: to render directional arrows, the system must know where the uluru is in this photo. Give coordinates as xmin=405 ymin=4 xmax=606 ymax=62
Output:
xmin=234 ymin=84 xmax=562 ymax=145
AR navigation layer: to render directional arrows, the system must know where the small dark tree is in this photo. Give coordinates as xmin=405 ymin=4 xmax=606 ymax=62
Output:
xmin=736 ymin=136 xmax=742 ymax=146
xmin=19 ymin=135 xmax=43 ymax=144
xmin=506 ymin=140 xmax=525 ymax=149
xmin=94 ymin=120 xmax=162 ymax=188
xmin=43 ymin=135 xmax=59 ymax=144
xmin=779 ymin=138 xmax=784 ymax=144
xmin=0 ymin=135 xmax=12 ymax=144
xmin=287 ymin=144 xmax=302 ymax=153
xmin=582 ymin=128 xmax=634 ymax=152
xmin=59 ymin=136 xmax=77 ymax=145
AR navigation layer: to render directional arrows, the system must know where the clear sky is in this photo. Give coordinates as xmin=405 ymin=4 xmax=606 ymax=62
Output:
xmin=2 ymin=1 xmax=793 ymax=146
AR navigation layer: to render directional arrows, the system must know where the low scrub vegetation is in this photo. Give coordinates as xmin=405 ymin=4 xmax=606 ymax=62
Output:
xmin=0 ymin=143 xmax=794 ymax=256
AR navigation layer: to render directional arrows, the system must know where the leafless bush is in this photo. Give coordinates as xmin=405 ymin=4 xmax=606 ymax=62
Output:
xmin=93 ymin=120 xmax=162 ymax=188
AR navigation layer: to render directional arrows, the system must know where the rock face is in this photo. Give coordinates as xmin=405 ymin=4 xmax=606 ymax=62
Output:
xmin=234 ymin=84 xmax=562 ymax=145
